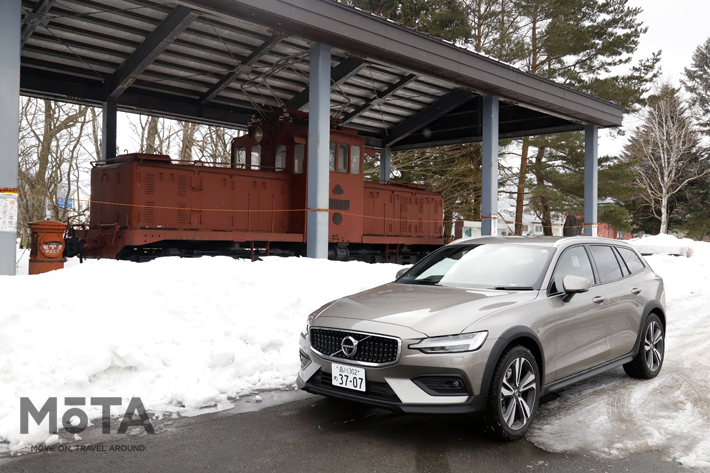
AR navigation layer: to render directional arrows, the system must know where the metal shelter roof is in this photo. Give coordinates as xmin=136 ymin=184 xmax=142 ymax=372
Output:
xmin=19 ymin=0 xmax=624 ymax=151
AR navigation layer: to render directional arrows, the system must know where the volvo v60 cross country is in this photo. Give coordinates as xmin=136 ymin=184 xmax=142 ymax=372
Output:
xmin=297 ymin=236 xmax=666 ymax=440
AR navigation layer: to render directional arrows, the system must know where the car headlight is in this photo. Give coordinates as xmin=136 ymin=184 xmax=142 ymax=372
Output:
xmin=301 ymin=319 xmax=310 ymax=340
xmin=409 ymin=332 xmax=488 ymax=354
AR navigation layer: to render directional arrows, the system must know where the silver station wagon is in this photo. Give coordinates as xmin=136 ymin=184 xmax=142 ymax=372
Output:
xmin=297 ymin=236 xmax=666 ymax=440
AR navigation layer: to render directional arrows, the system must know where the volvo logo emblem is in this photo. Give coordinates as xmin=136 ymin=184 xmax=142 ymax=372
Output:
xmin=341 ymin=336 xmax=358 ymax=357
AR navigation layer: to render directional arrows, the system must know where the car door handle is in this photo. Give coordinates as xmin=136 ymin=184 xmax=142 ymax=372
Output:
xmin=592 ymin=296 xmax=606 ymax=304
xmin=631 ymin=288 xmax=642 ymax=295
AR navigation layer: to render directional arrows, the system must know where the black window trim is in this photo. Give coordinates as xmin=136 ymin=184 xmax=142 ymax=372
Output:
xmin=587 ymin=244 xmax=626 ymax=285
xmin=611 ymin=246 xmax=631 ymax=277
xmin=546 ymin=244 xmax=598 ymax=297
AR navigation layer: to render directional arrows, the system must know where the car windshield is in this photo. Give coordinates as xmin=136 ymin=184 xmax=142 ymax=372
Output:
xmin=396 ymin=243 xmax=555 ymax=290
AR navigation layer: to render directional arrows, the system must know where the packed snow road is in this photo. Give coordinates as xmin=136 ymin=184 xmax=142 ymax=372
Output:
xmin=2 ymin=235 xmax=710 ymax=470
xmin=0 ymin=389 xmax=686 ymax=473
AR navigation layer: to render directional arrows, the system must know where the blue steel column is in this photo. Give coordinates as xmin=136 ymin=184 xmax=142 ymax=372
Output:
xmin=380 ymin=148 xmax=391 ymax=182
xmin=481 ymin=95 xmax=499 ymax=236
xmin=0 ymin=0 xmax=21 ymax=276
xmin=584 ymin=125 xmax=598 ymax=237
xmin=306 ymin=43 xmax=331 ymax=258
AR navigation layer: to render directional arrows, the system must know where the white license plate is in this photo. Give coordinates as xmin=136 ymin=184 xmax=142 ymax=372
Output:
xmin=331 ymin=363 xmax=366 ymax=392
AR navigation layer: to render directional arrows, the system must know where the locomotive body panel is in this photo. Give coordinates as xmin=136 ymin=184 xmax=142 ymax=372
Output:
xmin=75 ymin=114 xmax=448 ymax=262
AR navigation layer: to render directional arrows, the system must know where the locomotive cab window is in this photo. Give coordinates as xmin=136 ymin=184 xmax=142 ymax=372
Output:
xmin=329 ymin=142 xmax=336 ymax=172
xmin=275 ymin=145 xmax=286 ymax=172
xmin=235 ymin=147 xmax=246 ymax=169
xmin=251 ymin=146 xmax=261 ymax=171
xmin=338 ymin=144 xmax=349 ymax=173
xmin=294 ymin=144 xmax=305 ymax=174
xmin=351 ymin=146 xmax=361 ymax=174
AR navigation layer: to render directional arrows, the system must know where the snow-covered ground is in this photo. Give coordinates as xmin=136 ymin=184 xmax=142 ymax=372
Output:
xmin=1 ymin=253 xmax=401 ymax=451
xmin=3 ymin=235 xmax=710 ymax=469
xmin=529 ymin=235 xmax=710 ymax=470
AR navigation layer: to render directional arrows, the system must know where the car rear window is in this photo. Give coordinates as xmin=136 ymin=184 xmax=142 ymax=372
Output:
xmin=589 ymin=245 xmax=623 ymax=283
xmin=617 ymin=247 xmax=645 ymax=274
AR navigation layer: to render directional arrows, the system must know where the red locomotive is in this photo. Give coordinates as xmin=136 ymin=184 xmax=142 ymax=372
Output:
xmin=72 ymin=112 xmax=448 ymax=263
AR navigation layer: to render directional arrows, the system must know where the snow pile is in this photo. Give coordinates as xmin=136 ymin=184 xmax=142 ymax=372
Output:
xmin=629 ymin=233 xmax=697 ymax=256
xmin=0 ymin=255 xmax=401 ymax=450
xmin=529 ymin=236 xmax=710 ymax=469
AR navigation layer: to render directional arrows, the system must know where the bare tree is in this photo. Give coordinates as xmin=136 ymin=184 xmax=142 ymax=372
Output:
xmin=622 ymin=84 xmax=709 ymax=234
xmin=17 ymin=99 xmax=91 ymax=244
xmin=196 ymin=126 xmax=235 ymax=164
xmin=128 ymin=114 xmax=178 ymax=154
xmin=179 ymin=121 xmax=200 ymax=161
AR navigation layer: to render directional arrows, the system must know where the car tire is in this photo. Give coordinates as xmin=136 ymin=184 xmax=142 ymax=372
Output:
xmin=483 ymin=345 xmax=540 ymax=441
xmin=623 ymin=313 xmax=664 ymax=379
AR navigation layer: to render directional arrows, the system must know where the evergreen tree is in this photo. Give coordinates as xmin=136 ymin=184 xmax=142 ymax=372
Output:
xmin=505 ymin=0 xmax=659 ymax=235
xmin=682 ymin=37 xmax=710 ymax=137
xmin=385 ymin=144 xmax=485 ymax=236
xmin=345 ymin=0 xmax=471 ymax=42
xmin=528 ymin=131 xmax=635 ymax=233
xmin=346 ymin=0 xmax=657 ymax=236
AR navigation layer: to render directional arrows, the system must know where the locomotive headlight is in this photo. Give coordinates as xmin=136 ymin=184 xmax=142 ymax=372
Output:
xmin=253 ymin=127 xmax=264 ymax=143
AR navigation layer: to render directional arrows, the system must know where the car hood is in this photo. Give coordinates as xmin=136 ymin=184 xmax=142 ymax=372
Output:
xmin=314 ymin=283 xmax=538 ymax=337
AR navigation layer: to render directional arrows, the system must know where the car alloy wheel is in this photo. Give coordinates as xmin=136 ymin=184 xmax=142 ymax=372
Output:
xmin=624 ymin=313 xmax=664 ymax=379
xmin=500 ymin=357 xmax=537 ymax=430
xmin=484 ymin=345 xmax=540 ymax=440
xmin=645 ymin=320 xmax=664 ymax=372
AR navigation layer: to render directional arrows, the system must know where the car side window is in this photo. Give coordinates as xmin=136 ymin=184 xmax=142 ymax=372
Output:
xmin=589 ymin=245 xmax=623 ymax=283
xmin=550 ymin=246 xmax=596 ymax=294
xmin=617 ymin=247 xmax=645 ymax=274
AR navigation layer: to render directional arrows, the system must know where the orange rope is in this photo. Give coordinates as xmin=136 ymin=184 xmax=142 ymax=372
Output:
xmin=18 ymin=191 xmax=590 ymax=228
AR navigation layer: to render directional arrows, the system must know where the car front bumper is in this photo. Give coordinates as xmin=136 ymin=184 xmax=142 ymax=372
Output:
xmin=297 ymin=372 xmax=488 ymax=414
xmin=297 ymin=318 xmax=493 ymax=414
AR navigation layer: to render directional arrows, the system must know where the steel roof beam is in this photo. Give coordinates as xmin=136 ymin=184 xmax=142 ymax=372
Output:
xmin=286 ymin=57 xmax=365 ymax=111
xmin=21 ymin=0 xmax=56 ymax=47
xmin=341 ymin=73 xmax=417 ymax=125
xmin=21 ymin=70 xmax=251 ymax=129
xmin=390 ymin=124 xmax=584 ymax=151
xmin=107 ymin=5 xmax=198 ymax=101
xmin=384 ymin=88 xmax=475 ymax=147
xmin=180 ymin=0 xmax=623 ymax=127
xmin=199 ymin=34 xmax=282 ymax=105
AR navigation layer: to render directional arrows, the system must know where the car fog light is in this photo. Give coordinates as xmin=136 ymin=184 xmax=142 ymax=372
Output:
xmin=412 ymin=375 xmax=471 ymax=396
xmin=409 ymin=331 xmax=488 ymax=354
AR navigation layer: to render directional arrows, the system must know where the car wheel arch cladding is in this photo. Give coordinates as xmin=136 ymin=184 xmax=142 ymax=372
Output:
xmin=479 ymin=326 xmax=545 ymax=397
xmin=632 ymin=302 xmax=666 ymax=354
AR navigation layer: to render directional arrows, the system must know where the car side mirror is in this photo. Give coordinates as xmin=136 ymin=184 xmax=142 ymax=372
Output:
xmin=561 ymin=275 xmax=591 ymax=302
xmin=396 ymin=267 xmax=409 ymax=280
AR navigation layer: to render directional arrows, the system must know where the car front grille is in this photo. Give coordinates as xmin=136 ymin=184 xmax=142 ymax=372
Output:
xmin=309 ymin=327 xmax=400 ymax=367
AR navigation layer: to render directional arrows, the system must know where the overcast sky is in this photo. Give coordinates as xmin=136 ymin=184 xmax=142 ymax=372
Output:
xmin=598 ymin=0 xmax=710 ymax=156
